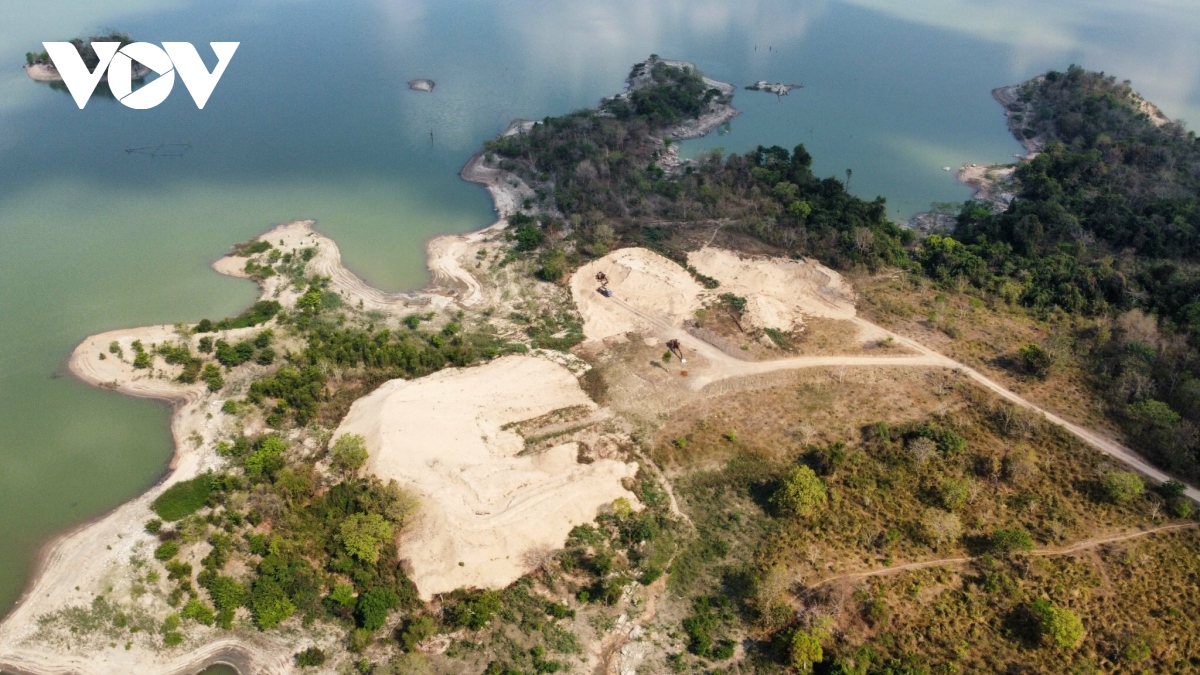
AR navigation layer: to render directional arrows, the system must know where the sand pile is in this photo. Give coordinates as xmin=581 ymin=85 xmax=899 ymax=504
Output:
xmin=571 ymin=248 xmax=703 ymax=341
xmin=687 ymin=247 xmax=858 ymax=332
xmin=334 ymin=355 xmax=638 ymax=599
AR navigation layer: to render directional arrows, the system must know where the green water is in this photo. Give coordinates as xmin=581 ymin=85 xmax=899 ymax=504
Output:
xmin=2 ymin=0 xmax=1199 ymax=616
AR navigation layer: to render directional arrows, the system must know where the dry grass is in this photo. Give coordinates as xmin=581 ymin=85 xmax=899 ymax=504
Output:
xmin=642 ymin=364 xmax=1195 ymax=671
xmin=854 ymin=271 xmax=1116 ymax=434
xmin=830 ymin=528 xmax=1200 ymax=673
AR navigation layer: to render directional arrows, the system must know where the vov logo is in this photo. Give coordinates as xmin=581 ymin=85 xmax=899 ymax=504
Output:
xmin=44 ymin=41 xmax=239 ymax=110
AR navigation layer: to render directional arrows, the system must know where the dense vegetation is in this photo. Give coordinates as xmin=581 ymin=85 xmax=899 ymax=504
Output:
xmin=484 ymin=59 xmax=908 ymax=275
xmin=916 ymin=66 xmax=1200 ymax=480
xmin=150 ymin=474 xmax=215 ymax=522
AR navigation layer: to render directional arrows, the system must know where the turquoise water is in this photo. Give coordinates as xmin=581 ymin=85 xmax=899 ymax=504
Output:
xmin=2 ymin=0 xmax=1199 ymax=615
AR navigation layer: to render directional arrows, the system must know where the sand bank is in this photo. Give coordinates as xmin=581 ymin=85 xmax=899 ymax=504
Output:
xmin=334 ymin=355 xmax=639 ymax=599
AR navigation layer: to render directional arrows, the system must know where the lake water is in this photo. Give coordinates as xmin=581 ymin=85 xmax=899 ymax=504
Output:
xmin=2 ymin=0 xmax=1200 ymax=629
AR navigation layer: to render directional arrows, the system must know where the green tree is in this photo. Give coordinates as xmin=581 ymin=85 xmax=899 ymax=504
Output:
xmin=1031 ymin=599 xmax=1085 ymax=649
xmin=1102 ymin=470 xmax=1145 ymax=504
xmin=939 ymin=478 xmax=971 ymax=511
xmin=250 ymin=577 xmax=295 ymax=630
xmin=770 ymin=466 xmax=828 ymax=518
xmin=356 ymin=587 xmax=400 ymax=631
xmin=244 ymin=436 xmax=288 ymax=482
xmin=790 ymin=630 xmax=824 ymax=673
xmin=340 ymin=513 xmax=394 ymax=564
xmin=331 ymin=434 xmax=369 ymax=474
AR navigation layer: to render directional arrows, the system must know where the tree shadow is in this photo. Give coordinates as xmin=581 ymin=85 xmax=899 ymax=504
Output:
xmin=1000 ymin=604 xmax=1041 ymax=649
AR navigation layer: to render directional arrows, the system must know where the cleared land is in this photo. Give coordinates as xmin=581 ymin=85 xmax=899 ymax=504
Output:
xmin=334 ymin=355 xmax=639 ymax=599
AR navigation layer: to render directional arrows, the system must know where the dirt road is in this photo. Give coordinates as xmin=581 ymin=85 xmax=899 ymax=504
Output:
xmin=601 ymin=291 xmax=1200 ymax=502
xmin=804 ymin=522 xmax=1199 ymax=590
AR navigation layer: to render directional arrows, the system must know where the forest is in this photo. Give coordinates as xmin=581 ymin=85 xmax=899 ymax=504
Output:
xmin=918 ymin=66 xmax=1200 ymax=481
xmin=484 ymin=59 xmax=908 ymax=275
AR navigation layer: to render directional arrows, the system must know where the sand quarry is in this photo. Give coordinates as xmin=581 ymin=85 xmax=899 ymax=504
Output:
xmin=335 ymin=355 xmax=639 ymax=600
xmin=572 ymin=246 xmax=860 ymax=341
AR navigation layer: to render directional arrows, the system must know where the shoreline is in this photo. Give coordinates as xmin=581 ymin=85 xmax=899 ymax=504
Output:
xmin=0 ymin=57 xmax=738 ymax=674
xmin=0 ymin=106 xmax=540 ymax=675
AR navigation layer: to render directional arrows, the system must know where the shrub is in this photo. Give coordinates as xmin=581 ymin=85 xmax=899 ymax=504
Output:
xmin=514 ymin=224 xmax=543 ymax=251
xmin=204 ymin=575 xmax=248 ymax=613
xmin=446 ymin=590 xmax=502 ymax=630
xmin=296 ymin=647 xmax=327 ymax=667
xmin=154 ymin=541 xmax=180 ymax=560
xmin=770 ymin=466 xmax=827 ymax=518
xmin=133 ymin=351 xmax=153 ymax=369
xmin=144 ymin=518 xmax=163 ymax=534
xmin=151 ymin=474 xmax=214 ymax=521
xmin=356 ymin=587 xmax=400 ymax=631
xmin=245 ymin=436 xmax=288 ymax=482
xmin=537 ymin=250 xmax=568 ymax=282
xmin=202 ymin=364 xmax=224 ymax=392
xmin=398 ymin=615 xmax=437 ymax=652
xmin=331 ymin=434 xmax=369 ymax=474
xmin=1018 ymin=342 xmax=1054 ymax=377
xmin=181 ymin=598 xmax=215 ymax=626
xmin=1031 ymin=599 xmax=1085 ymax=649
xmin=1102 ymin=470 xmax=1145 ymax=504
xmin=327 ymin=584 xmax=356 ymax=611
xmin=990 ymin=527 xmax=1034 ymax=554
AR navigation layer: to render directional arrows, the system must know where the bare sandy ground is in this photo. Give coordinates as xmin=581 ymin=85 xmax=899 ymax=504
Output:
xmin=572 ymin=249 xmax=703 ymax=341
xmin=334 ymin=355 xmax=639 ymax=600
xmin=569 ymin=247 xmax=1200 ymax=502
xmin=687 ymin=247 xmax=859 ymax=332
xmin=0 ymin=213 xmax=518 ymax=673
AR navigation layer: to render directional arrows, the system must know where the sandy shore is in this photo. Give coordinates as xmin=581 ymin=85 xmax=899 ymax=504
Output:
xmin=0 ymin=97 xmax=562 ymax=672
xmin=0 ymin=211 xmax=521 ymax=673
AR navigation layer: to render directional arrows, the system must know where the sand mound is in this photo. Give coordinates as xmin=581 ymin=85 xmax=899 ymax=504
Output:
xmin=687 ymin=247 xmax=858 ymax=332
xmin=334 ymin=355 xmax=638 ymax=599
xmin=571 ymin=248 xmax=703 ymax=341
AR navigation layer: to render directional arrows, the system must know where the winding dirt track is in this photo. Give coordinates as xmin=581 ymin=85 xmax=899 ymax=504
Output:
xmin=804 ymin=522 xmax=1199 ymax=590
xmin=602 ymin=291 xmax=1200 ymax=502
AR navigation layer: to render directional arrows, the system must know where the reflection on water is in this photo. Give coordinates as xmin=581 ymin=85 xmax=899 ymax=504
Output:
xmin=838 ymin=0 xmax=1200 ymax=123
xmin=0 ymin=0 xmax=1199 ymax=618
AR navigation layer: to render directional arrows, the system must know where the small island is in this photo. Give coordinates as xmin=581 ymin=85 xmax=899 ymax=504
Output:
xmin=24 ymin=32 xmax=149 ymax=83
xmin=406 ymin=78 xmax=435 ymax=92
xmin=745 ymin=80 xmax=802 ymax=96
